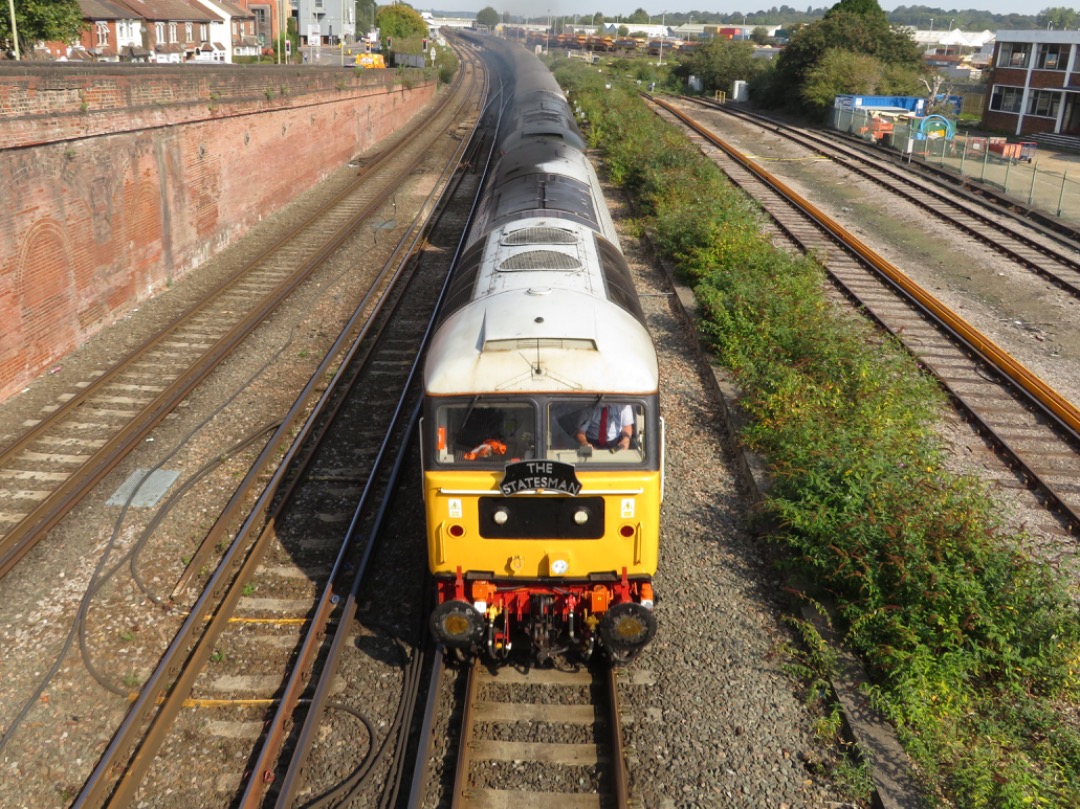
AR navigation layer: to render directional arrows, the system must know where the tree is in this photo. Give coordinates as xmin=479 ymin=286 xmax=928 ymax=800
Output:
xmin=801 ymin=48 xmax=881 ymax=111
xmin=375 ymin=3 xmax=428 ymax=49
xmin=771 ymin=3 xmax=924 ymax=112
xmin=476 ymin=6 xmax=501 ymax=29
xmin=1 ymin=0 xmax=84 ymax=55
xmin=1038 ymin=7 xmax=1079 ymax=29
xmin=825 ymin=0 xmax=888 ymax=24
xmin=673 ymin=39 xmax=763 ymax=97
xmin=355 ymin=0 xmax=377 ymax=34
xmin=626 ymin=8 xmax=650 ymax=25
xmin=592 ymin=12 xmax=605 ymax=26
xmin=750 ymin=26 xmax=771 ymax=46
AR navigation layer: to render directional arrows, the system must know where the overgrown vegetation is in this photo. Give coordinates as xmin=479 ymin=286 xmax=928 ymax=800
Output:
xmin=554 ymin=58 xmax=1080 ymax=807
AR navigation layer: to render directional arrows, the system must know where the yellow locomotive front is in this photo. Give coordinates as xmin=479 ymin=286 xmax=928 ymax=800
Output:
xmin=423 ymin=392 xmax=662 ymax=664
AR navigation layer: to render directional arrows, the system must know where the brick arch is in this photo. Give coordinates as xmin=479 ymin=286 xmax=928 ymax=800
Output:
xmin=122 ymin=179 xmax=165 ymax=302
xmin=16 ymin=221 xmax=77 ymax=380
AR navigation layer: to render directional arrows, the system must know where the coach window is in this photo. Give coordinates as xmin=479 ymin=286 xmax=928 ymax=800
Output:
xmin=433 ymin=401 xmax=536 ymax=465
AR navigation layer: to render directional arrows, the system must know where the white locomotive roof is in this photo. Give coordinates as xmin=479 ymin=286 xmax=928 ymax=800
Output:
xmin=424 ymin=287 xmax=659 ymax=395
xmin=426 ymin=216 xmax=657 ymax=395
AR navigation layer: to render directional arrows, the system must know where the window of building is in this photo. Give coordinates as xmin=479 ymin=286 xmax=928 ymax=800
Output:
xmin=169 ymin=22 xmax=178 ymax=43
xmin=185 ymin=22 xmax=193 ymax=42
xmin=989 ymin=85 xmax=1024 ymax=114
xmin=201 ymin=24 xmax=208 ymax=40
xmin=96 ymin=22 xmax=109 ymax=47
xmin=997 ymin=42 xmax=1030 ymax=68
xmin=156 ymin=22 xmax=165 ymax=43
xmin=1037 ymin=43 xmax=1069 ymax=70
xmin=1027 ymin=89 xmax=1061 ymax=118
xmin=119 ymin=20 xmax=133 ymax=39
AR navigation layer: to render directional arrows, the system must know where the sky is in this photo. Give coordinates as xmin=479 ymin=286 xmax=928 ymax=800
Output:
xmin=421 ymin=2 xmax=1044 ymax=20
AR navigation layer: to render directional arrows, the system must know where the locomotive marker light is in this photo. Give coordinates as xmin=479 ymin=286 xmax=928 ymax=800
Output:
xmin=547 ymin=554 xmax=570 ymax=575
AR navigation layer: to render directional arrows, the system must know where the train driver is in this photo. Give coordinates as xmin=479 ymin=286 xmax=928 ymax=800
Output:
xmin=575 ymin=403 xmax=634 ymax=453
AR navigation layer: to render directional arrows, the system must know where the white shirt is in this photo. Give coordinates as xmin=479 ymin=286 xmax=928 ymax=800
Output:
xmin=579 ymin=404 xmax=633 ymax=446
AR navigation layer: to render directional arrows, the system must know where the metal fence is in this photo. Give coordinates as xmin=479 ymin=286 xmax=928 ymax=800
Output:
xmin=830 ymin=106 xmax=1080 ymax=228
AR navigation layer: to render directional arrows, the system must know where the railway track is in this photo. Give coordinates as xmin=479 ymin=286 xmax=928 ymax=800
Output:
xmin=0 ymin=62 xmax=474 ymax=582
xmin=648 ymin=96 xmax=1080 ymax=561
xmin=0 ymin=50 xmax=487 ymax=809
xmin=71 ymin=59 xmax=488 ymax=808
xmin=678 ymin=96 xmax=1080 ymax=297
xmin=413 ymin=658 xmax=636 ymax=809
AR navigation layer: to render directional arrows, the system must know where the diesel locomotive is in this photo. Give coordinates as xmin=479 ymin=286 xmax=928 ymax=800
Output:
xmin=422 ymin=37 xmax=663 ymax=665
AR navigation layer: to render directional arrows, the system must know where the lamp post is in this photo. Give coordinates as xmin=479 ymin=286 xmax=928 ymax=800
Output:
xmin=6 ymin=0 xmax=20 ymax=60
xmin=658 ymin=10 xmax=664 ymax=65
xmin=927 ymin=17 xmax=933 ymax=53
xmin=546 ymin=9 xmax=550 ymax=54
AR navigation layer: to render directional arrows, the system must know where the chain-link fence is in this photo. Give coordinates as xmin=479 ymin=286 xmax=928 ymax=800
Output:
xmin=830 ymin=106 xmax=1080 ymax=228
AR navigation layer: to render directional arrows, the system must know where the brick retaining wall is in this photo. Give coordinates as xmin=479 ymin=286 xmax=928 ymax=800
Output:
xmin=0 ymin=64 xmax=436 ymax=401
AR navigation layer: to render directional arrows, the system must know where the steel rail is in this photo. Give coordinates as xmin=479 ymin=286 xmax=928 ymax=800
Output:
xmin=72 ymin=72 xmax=478 ymax=809
xmin=448 ymin=662 xmax=630 ymax=809
xmin=0 ymin=77 xmax=464 ymax=582
xmin=256 ymin=47 xmax=496 ymax=805
xmin=449 ymin=658 xmax=483 ymax=809
xmin=704 ymin=96 xmax=1080 ymax=245
xmin=679 ymin=95 xmax=1080 ymax=294
xmin=607 ymin=666 xmax=631 ymax=808
xmin=253 ymin=66 xmax=488 ymax=809
xmin=75 ymin=178 xmax=436 ymax=809
xmin=651 ymin=96 xmax=1080 ymax=443
xmin=405 ymin=644 xmax=446 ymax=809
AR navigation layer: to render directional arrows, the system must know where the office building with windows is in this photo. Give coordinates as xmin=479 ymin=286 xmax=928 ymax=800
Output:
xmin=984 ymin=30 xmax=1080 ymax=137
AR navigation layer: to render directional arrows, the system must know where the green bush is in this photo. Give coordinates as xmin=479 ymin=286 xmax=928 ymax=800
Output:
xmin=556 ymin=59 xmax=1080 ymax=808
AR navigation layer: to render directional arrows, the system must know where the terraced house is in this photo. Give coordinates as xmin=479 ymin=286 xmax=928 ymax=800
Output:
xmin=38 ymin=0 xmax=279 ymax=63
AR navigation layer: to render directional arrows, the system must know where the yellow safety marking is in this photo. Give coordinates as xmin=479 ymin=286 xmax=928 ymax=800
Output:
xmin=182 ymin=698 xmax=279 ymax=708
xmin=744 ymin=155 xmax=829 ymax=161
xmin=226 ymin=617 xmax=310 ymax=624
